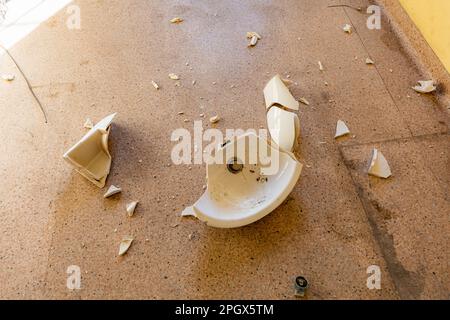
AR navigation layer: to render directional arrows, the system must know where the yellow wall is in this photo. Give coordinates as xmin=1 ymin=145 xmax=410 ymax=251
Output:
xmin=399 ymin=0 xmax=450 ymax=72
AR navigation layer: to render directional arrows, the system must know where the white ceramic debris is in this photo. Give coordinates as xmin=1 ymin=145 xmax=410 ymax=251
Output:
xmin=412 ymin=80 xmax=436 ymax=93
xmin=263 ymin=74 xmax=299 ymax=111
xmin=181 ymin=133 xmax=303 ymax=228
xmin=63 ymin=113 xmax=117 ymax=188
xmin=83 ymin=118 xmax=94 ymax=129
xmin=249 ymin=35 xmax=258 ymax=47
xmin=104 ymin=185 xmax=122 ymax=198
xmin=335 ymin=120 xmax=350 ymax=138
xmin=118 ymin=236 xmax=134 ymax=256
xmin=343 ymin=24 xmax=352 ymax=33
xmin=246 ymin=32 xmax=261 ymax=40
xmin=126 ymin=201 xmax=139 ymax=217
xmin=365 ymin=57 xmax=375 ymax=65
xmin=281 ymin=78 xmax=294 ymax=86
xmin=368 ymin=149 xmax=392 ymax=178
xmin=169 ymin=73 xmax=180 ymax=80
xmin=151 ymin=80 xmax=159 ymax=90
xmin=181 ymin=206 xmax=196 ymax=217
xmin=299 ymin=97 xmax=310 ymax=106
xmin=318 ymin=61 xmax=324 ymax=71
xmin=170 ymin=17 xmax=183 ymax=24
xmin=1 ymin=74 xmax=15 ymax=81
xmin=267 ymin=106 xmax=300 ymax=152
xmin=209 ymin=115 xmax=220 ymax=124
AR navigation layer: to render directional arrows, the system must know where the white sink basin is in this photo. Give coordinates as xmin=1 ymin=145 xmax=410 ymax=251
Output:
xmin=186 ymin=133 xmax=302 ymax=228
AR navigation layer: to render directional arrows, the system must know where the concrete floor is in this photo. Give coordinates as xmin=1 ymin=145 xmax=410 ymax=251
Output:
xmin=0 ymin=0 xmax=448 ymax=299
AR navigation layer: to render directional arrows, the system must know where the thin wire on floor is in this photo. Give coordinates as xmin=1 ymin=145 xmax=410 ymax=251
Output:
xmin=0 ymin=44 xmax=48 ymax=123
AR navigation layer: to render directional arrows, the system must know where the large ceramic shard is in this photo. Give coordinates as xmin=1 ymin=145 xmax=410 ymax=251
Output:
xmin=263 ymin=74 xmax=299 ymax=111
xmin=63 ymin=113 xmax=117 ymax=188
xmin=368 ymin=148 xmax=392 ymax=178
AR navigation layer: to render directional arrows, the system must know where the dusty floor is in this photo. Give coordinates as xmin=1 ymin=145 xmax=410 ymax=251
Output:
xmin=0 ymin=0 xmax=448 ymax=299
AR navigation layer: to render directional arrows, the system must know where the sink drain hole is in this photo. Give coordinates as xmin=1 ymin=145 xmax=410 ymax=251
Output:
xmin=227 ymin=157 xmax=244 ymax=174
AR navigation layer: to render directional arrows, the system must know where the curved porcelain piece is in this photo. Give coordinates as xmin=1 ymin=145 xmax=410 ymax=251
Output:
xmin=266 ymin=106 xmax=300 ymax=152
xmin=187 ymin=133 xmax=302 ymax=228
xmin=263 ymin=74 xmax=299 ymax=111
xmin=63 ymin=113 xmax=117 ymax=188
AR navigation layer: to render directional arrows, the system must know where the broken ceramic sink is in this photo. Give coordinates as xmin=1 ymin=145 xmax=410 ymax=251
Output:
xmin=183 ymin=133 xmax=303 ymax=228
xmin=182 ymin=75 xmax=303 ymax=228
xmin=263 ymin=74 xmax=299 ymax=111
xmin=63 ymin=113 xmax=117 ymax=188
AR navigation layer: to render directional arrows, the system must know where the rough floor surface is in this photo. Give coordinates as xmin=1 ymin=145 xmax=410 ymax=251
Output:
xmin=0 ymin=0 xmax=448 ymax=299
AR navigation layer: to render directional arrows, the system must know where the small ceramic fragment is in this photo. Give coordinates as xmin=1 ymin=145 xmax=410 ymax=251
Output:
xmin=104 ymin=185 xmax=122 ymax=198
xmin=249 ymin=35 xmax=258 ymax=47
xmin=169 ymin=73 xmax=180 ymax=80
xmin=246 ymin=31 xmax=261 ymax=39
xmin=412 ymin=80 xmax=436 ymax=93
xmin=126 ymin=201 xmax=139 ymax=217
xmin=365 ymin=57 xmax=375 ymax=65
xmin=209 ymin=115 xmax=220 ymax=124
xmin=318 ymin=61 xmax=324 ymax=71
xmin=282 ymin=78 xmax=294 ymax=86
xmin=1 ymin=74 xmax=15 ymax=81
xmin=170 ymin=17 xmax=183 ymax=24
xmin=181 ymin=206 xmax=196 ymax=217
xmin=83 ymin=118 xmax=94 ymax=129
xmin=368 ymin=149 xmax=392 ymax=178
xmin=334 ymin=120 xmax=350 ymax=138
xmin=151 ymin=80 xmax=159 ymax=90
xmin=299 ymin=97 xmax=310 ymax=106
xmin=118 ymin=236 xmax=134 ymax=256
xmin=343 ymin=24 xmax=352 ymax=33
